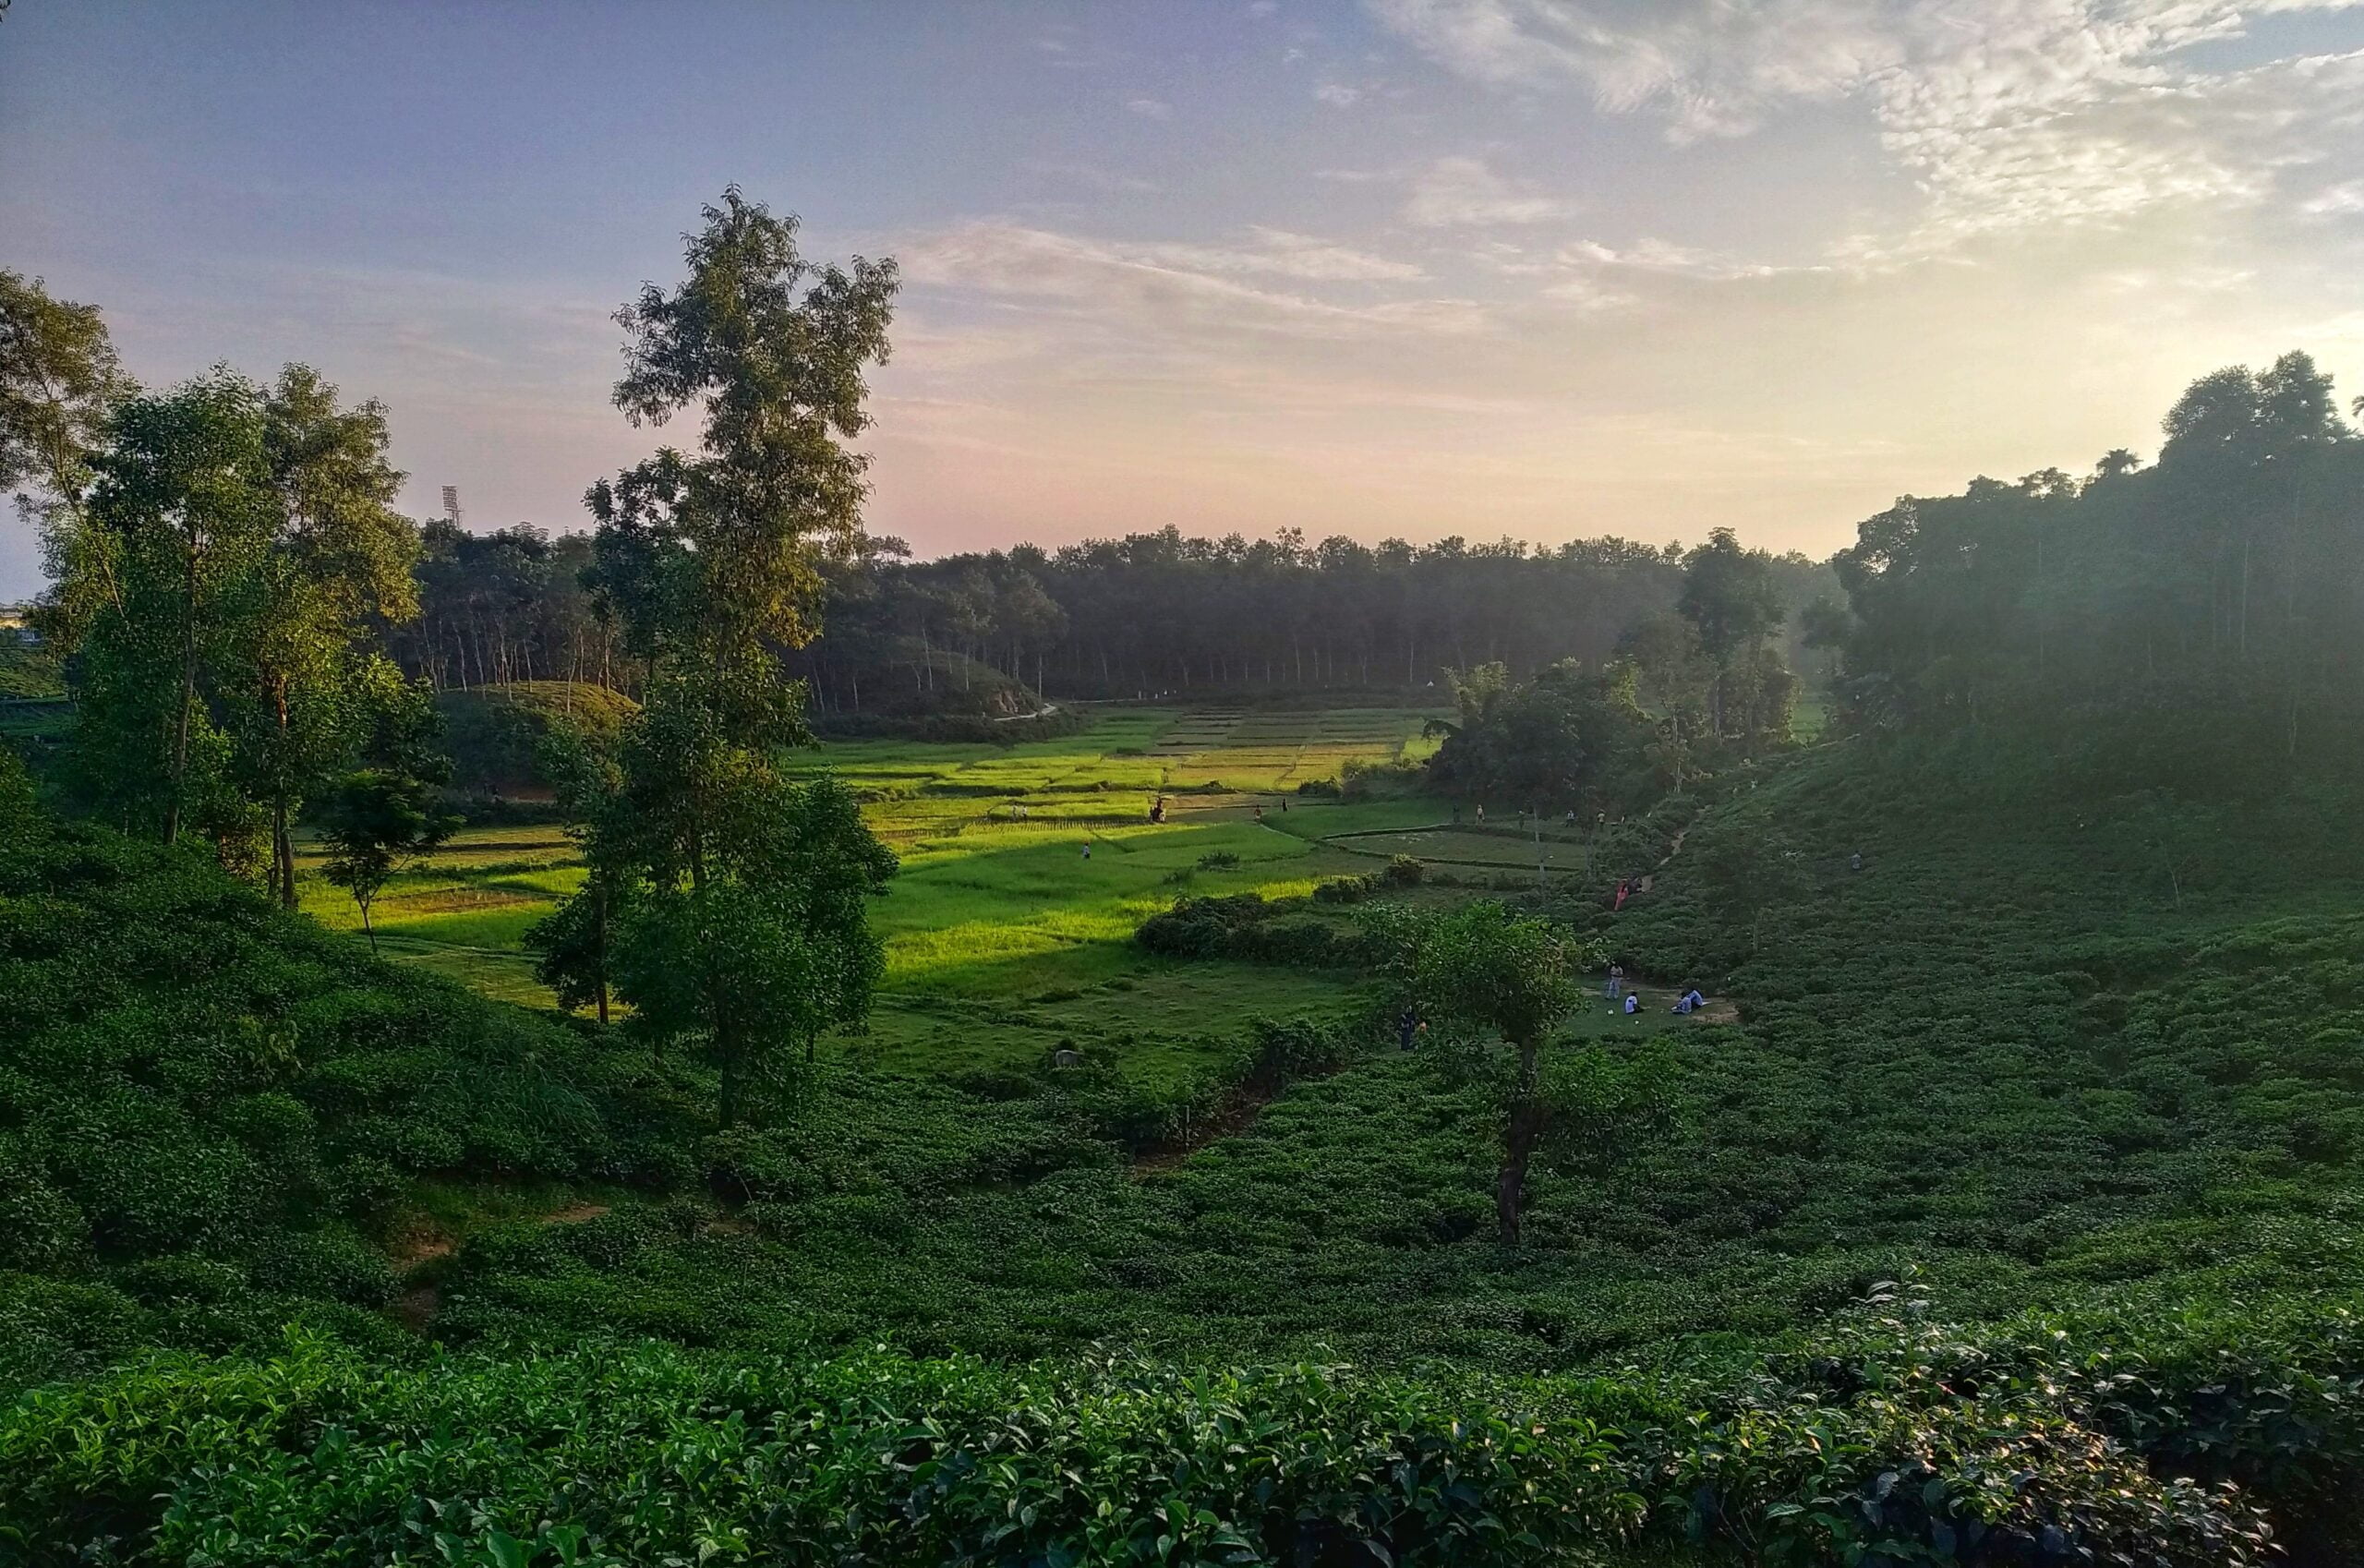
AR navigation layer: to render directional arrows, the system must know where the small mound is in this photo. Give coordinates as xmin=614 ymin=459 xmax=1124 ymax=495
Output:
xmin=435 ymin=681 xmax=638 ymax=795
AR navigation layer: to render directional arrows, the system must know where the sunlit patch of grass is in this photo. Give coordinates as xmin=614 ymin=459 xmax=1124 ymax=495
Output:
xmin=296 ymin=706 xmax=1443 ymax=1052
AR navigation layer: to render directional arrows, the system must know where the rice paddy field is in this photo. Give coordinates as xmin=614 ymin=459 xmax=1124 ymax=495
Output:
xmin=298 ymin=703 xmax=1453 ymax=1085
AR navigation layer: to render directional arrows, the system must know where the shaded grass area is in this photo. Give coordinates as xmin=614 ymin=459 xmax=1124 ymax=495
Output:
xmin=852 ymin=965 xmax=1372 ymax=1089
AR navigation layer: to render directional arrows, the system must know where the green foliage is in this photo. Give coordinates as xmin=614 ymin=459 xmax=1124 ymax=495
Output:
xmin=1 ymin=269 xmax=133 ymax=655
xmin=586 ymin=187 xmax=898 ymax=680
xmin=314 ymin=766 xmax=461 ymax=951
xmin=13 ymin=1296 xmax=2358 ymax=1567
xmin=1427 ymin=659 xmax=1668 ymax=814
xmin=1137 ymin=892 xmax=1381 ymax=968
xmin=47 ymin=361 xmax=428 ymax=903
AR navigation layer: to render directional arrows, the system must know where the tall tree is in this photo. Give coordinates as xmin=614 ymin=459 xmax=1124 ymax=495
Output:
xmin=587 ymin=184 xmax=899 ymax=708
xmin=2 ymin=271 xmax=134 ymax=647
xmin=1676 ymin=527 xmax=1787 ymax=742
xmin=70 ymin=371 xmax=278 ymax=848
xmin=560 ymin=190 xmax=902 ymax=1124
xmin=240 ymin=366 xmax=421 ymax=903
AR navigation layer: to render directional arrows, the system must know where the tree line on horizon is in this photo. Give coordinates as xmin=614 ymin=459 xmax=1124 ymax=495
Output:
xmin=300 ymin=503 xmax=1840 ymax=715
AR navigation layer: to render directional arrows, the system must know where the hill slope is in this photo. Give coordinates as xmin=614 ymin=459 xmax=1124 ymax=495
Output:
xmin=7 ymin=738 xmax=2364 ymax=1562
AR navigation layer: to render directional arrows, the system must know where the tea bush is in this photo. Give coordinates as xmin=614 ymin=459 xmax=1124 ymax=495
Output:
xmin=12 ymin=1288 xmax=2359 ymax=1567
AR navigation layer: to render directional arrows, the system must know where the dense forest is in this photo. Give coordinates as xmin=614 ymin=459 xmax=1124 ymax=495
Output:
xmin=1825 ymin=352 xmax=2364 ymax=767
xmin=9 ymin=188 xmax=2364 ymax=1568
xmin=366 ymin=519 xmax=1838 ymax=713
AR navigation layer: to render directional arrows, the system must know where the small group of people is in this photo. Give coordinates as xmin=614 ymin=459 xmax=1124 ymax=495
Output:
xmin=1149 ymin=797 xmax=1166 ymax=823
xmin=1607 ymin=963 xmax=1708 ymax=1017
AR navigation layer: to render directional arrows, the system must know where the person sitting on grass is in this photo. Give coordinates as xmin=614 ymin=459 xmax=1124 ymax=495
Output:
xmin=1671 ymin=988 xmax=1706 ymax=1014
xmin=1622 ymin=992 xmax=1640 ymax=1016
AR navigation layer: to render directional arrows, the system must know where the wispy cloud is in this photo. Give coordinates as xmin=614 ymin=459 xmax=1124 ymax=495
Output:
xmin=1402 ymin=154 xmax=1577 ymax=226
xmin=1126 ymin=96 xmax=1175 ymax=120
xmin=1370 ymin=0 xmax=2364 ymax=259
xmin=1316 ymin=82 xmax=1365 ymax=105
xmin=898 ymin=221 xmax=1472 ymax=339
xmin=1019 ymin=159 xmax=1162 ymax=195
xmin=1560 ymin=237 xmax=1804 ymax=280
xmin=2301 ymin=177 xmax=2364 ymax=215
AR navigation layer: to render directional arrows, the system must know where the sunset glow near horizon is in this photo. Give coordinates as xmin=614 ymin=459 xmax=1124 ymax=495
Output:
xmin=6 ymin=0 xmax=2364 ymax=595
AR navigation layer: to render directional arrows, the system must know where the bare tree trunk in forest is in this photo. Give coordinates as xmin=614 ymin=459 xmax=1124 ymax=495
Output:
xmin=273 ymin=799 xmax=296 ymax=909
xmin=718 ymin=1041 xmax=743 ymax=1127
xmin=270 ymin=677 xmax=297 ymax=907
xmin=165 ymin=545 xmax=199 ymax=846
xmin=593 ymin=880 xmax=609 ymax=1026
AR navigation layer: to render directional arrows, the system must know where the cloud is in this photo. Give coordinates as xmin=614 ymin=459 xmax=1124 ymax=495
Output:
xmin=1368 ymin=0 xmax=2364 ymax=256
xmin=898 ymin=222 xmax=1472 ymax=339
xmin=1152 ymin=226 xmax=1430 ymax=281
xmin=1020 ymin=159 xmax=1162 ymax=195
xmin=1403 ymin=154 xmax=1577 ymax=225
xmin=2302 ymin=177 xmax=2364 ymax=214
xmin=1126 ymin=96 xmax=1175 ymax=119
xmin=1316 ymin=82 xmax=1366 ymax=104
xmin=1561 ymin=236 xmax=1797 ymax=280
xmin=1538 ymin=273 xmax=1639 ymax=310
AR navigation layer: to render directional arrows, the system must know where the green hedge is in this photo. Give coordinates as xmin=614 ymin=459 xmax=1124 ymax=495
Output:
xmin=10 ymin=1288 xmax=2358 ymax=1566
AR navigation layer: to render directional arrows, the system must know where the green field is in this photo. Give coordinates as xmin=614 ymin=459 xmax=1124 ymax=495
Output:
xmin=299 ymin=704 xmax=1451 ymax=1080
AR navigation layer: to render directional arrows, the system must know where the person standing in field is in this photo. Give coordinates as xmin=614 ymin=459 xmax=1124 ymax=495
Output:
xmin=1082 ymin=841 xmax=1092 ymax=861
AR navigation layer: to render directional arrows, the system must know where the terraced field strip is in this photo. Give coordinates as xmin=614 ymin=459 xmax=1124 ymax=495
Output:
xmin=297 ymin=706 xmax=1445 ymax=1025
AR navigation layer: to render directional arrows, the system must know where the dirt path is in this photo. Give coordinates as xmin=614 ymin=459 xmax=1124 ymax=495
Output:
xmin=1129 ymin=1083 xmax=1285 ymax=1177
xmin=390 ymin=1200 xmax=613 ymax=1334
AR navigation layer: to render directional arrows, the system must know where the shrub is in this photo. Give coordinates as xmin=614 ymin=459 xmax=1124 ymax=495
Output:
xmin=1313 ymin=874 xmax=1377 ymax=904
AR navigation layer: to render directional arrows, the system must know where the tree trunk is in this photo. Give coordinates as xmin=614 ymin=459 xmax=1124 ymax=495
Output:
xmin=593 ymin=880 xmax=610 ymax=1026
xmin=718 ymin=1048 xmax=742 ymax=1128
xmin=273 ymin=798 xmax=296 ymax=910
xmin=165 ymin=546 xmax=200 ymax=846
xmin=1495 ymin=1037 xmax=1544 ymax=1246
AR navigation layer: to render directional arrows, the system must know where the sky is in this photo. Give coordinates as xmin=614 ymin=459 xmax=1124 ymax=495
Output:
xmin=6 ymin=0 xmax=2364 ymax=597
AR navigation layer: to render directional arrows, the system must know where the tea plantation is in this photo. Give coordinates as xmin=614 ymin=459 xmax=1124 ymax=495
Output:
xmin=7 ymin=717 xmax=2364 ymax=1564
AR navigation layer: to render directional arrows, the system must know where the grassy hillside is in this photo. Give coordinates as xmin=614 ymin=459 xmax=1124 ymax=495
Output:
xmin=11 ymin=729 xmax=2364 ymax=1562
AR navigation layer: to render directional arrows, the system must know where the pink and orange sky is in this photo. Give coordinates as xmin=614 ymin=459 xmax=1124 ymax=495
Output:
xmin=6 ymin=0 xmax=2364 ymax=595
